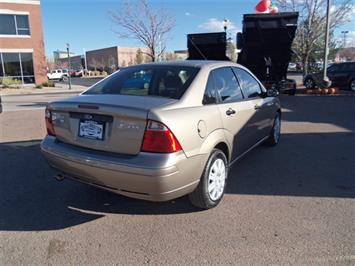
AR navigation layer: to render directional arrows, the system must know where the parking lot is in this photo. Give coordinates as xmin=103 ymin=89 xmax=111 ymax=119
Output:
xmin=0 ymin=94 xmax=354 ymax=265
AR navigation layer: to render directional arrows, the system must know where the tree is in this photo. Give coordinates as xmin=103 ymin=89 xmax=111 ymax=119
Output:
xmin=109 ymin=0 xmax=175 ymax=62
xmin=227 ymin=41 xmax=237 ymax=62
xmin=164 ymin=52 xmax=178 ymax=61
xmin=276 ymin=0 xmax=353 ymax=74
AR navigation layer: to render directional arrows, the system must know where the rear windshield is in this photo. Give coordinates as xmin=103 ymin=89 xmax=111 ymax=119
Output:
xmin=84 ymin=65 xmax=200 ymax=99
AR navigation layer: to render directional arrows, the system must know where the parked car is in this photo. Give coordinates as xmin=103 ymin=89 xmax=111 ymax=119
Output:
xmin=41 ymin=61 xmax=281 ymax=209
xmin=70 ymin=69 xmax=84 ymax=77
xmin=303 ymin=62 xmax=355 ymax=91
xmin=47 ymin=69 xmax=69 ymax=81
xmin=288 ymin=62 xmax=297 ymax=71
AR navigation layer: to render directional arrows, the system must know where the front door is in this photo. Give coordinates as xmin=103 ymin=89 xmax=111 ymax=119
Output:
xmin=210 ymin=67 xmax=257 ymax=160
xmin=233 ymin=67 xmax=275 ymax=142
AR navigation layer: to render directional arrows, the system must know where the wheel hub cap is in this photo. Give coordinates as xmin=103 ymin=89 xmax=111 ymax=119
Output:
xmin=208 ymin=158 xmax=226 ymax=201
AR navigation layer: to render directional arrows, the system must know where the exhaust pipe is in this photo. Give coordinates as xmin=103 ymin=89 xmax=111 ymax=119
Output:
xmin=54 ymin=173 xmax=65 ymax=181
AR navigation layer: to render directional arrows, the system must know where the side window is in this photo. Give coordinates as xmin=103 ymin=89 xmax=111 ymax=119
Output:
xmin=213 ymin=67 xmax=243 ymax=103
xmin=233 ymin=68 xmax=262 ymax=99
xmin=327 ymin=64 xmax=338 ymax=73
xmin=203 ymin=72 xmax=218 ymax=104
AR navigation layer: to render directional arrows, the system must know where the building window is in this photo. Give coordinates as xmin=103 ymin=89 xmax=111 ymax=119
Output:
xmin=0 ymin=52 xmax=35 ymax=84
xmin=0 ymin=14 xmax=30 ymax=36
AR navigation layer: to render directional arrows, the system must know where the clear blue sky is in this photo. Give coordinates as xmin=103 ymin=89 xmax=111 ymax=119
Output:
xmin=41 ymin=0 xmax=355 ymax=58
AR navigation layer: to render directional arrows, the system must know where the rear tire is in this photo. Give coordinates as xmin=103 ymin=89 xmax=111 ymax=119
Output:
xmin=62 ymin=76 xmax=69 ymax=82
xmin=189 ymin=149 xmax=228 ymax=209
xmin=265 ymin=112 xmax=281 ymax=146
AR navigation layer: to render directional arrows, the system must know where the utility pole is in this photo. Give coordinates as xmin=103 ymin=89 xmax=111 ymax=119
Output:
xmin=66 ymin=43 xmax=72 ymax=90
xmin=322 ymin=0 xmax=331 ymax=87
xmin=341 ymin=31 xmax=349 ymax=48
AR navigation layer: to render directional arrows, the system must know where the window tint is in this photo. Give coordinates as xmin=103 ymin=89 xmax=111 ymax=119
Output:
xmin=327 ymin=64 xmax=338 ymax=72
xmin=2 ymin=53 xmax=21 ymax=77
xmin=0 ymin=15 xmax=16 ymax=35
xmin=16 ymin=15 xmax=30 ymax=35
xmin=213 ymin=67 xmax=243 ymax=103
xmin=342 ymin=63 xmax=355 ymax=71
xmin=85 ymin=66 xmax=199 ymax=99
xmin=21 ymin=53 xmax=34 ymax=82
xmin=233 ymin=68 xmax=262 ymax=98
xmin=203 ymin=73 xmax=218 ymax=104
xmin=121 ymin=70 xmax=152 ymax=96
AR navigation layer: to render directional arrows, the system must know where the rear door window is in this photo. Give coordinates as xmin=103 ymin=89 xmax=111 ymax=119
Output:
xmin=203 ymin=72 xmax=218 ymax=104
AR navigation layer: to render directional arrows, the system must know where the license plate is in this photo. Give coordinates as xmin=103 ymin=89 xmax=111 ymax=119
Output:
xmin=78 ymin=120 xmax=105 ymax=140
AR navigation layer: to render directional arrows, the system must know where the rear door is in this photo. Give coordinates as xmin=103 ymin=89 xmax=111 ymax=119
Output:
xmin=211 ymin=67 xmax=256 ymax=160
xmin=327 ymin=64 xmax=341 ymax=86
xmin=233 ymin=67 xmax=275 ymax=142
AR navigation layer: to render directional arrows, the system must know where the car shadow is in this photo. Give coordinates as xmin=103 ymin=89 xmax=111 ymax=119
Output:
xmin=0 ymin=140 xmax=200 ymax=231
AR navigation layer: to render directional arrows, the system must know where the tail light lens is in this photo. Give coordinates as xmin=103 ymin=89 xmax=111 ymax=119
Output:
xmin=45 ymin=108 xmax=56 ymax=136
xmin=141 ymin=120 xmax=182 ymax=153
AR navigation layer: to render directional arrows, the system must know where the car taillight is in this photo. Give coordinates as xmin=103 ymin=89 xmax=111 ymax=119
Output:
xmin=141 ymin=120 xmax=182 ymax=153
xmin=45 ymin=108 xmax=56 ymax=136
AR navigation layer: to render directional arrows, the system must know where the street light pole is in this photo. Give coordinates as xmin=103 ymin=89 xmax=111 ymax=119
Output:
xmin=322 ymin=0 xmax=331 ymax=86
xmin=341 ymin=31 xmax=349 ymax=48
xmin=223 ymin=19 xmax=228 ymax=32
xmin=66 ymin=43 xmax=72 ymax=90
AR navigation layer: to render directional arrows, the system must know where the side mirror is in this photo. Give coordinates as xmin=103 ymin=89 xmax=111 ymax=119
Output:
xmin=266 ymin=89 xmax=279 ymax=97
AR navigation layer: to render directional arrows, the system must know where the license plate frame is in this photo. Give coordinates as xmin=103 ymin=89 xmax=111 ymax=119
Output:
xmin=78 ymin=119 xmax=105 ymax=140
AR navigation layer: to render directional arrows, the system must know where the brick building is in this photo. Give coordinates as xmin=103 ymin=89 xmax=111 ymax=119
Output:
xmin=86 ymin=46 xmax=150 ymax=74
xmin=0 ymin=0 xmax=46 ymax=85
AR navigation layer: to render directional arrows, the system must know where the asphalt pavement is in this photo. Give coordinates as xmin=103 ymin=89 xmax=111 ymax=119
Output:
xmin=0 ymin=95 xmax=354 ymax=265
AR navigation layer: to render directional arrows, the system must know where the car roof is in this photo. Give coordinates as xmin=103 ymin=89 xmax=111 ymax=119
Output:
xmin=125 ymin=60 xmax=243 ymax=70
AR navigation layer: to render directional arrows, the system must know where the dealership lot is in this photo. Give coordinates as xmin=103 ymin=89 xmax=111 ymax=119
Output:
xmin=0 ymin=95 xmax=354 ymax=265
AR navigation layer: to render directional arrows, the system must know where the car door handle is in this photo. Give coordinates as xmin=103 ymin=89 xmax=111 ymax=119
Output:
xmin=226 ymin=108 xmax=236 ymax=116
xmin=254 ymin=105 xmax=262 ymax=110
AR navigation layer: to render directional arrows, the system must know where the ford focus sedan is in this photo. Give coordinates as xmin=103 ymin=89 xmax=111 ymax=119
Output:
xmin=41 ymin=61 xmax=281 ymax=209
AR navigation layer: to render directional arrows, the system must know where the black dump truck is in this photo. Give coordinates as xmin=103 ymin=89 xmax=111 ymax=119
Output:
xmin=187 ymin=12 xmax=299 ymax=95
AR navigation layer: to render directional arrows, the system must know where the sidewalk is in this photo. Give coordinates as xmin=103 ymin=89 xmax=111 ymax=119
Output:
xmin=0 ymin=83 xmax=87 ymax=96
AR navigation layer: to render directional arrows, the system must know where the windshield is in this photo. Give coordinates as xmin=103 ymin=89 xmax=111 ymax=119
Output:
xmin=84 ymin=65 xmax=200 ymax=99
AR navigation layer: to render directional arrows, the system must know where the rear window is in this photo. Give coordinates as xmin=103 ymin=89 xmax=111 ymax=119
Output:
xmin=84 ymin=65 xmax=200 ymax=99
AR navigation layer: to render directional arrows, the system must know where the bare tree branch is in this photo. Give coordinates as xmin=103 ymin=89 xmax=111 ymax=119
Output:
xmin=276 ymin=0 xmax=353 ymax=74
xmin=108 ymin=0 xmax=175 ymax=62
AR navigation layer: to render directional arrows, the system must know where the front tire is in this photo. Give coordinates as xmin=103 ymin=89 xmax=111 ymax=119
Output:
xmin=304 ymin=78 xmax=315 ymax=89
xmin=265 ymin=112 xmax=281 ymax=146
xmin=189 ymin=149 xmax=228 ymax=209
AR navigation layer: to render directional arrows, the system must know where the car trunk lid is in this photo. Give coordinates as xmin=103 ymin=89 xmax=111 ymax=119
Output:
xmin=48 ymin=94 xmax=177 ymax=155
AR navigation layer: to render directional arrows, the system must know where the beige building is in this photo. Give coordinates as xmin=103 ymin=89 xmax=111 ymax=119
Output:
xmin=0 ymin=0 xmax=47 ymax=85
xmin=86 ymin=46 xmax=150 ymax=73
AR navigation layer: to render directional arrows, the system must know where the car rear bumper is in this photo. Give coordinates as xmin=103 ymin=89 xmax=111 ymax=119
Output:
xmin=41 ymin=136 xmax=206 ymax=201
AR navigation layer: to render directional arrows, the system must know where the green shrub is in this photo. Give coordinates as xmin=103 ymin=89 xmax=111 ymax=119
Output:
xmin=0 ymin=77 xmax=22 ymax=88
xmin=42 ymin=80 xmax=55 ymax=87
xmin=35 ymin=84 xmax=43 ymax=89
